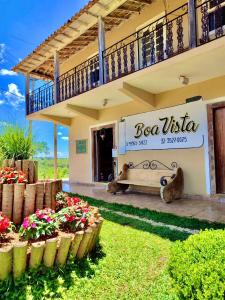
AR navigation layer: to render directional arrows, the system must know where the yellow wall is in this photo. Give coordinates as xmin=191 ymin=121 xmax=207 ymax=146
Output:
xmin=69 ymin=93 xmax=207 ymax=196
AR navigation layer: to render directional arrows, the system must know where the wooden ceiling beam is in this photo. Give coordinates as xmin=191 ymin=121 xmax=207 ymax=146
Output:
xmin=129 ymin=0 xmax=152 ymax=5
xmin=106 ymin=15 xmax=130 ymax=20
xmin=117 ymin=7 xmax=140 ymax=13
xmin=68 ymin=26 xmax=80 ymax=33
xmin=59 ymin=32 xmax=74 ymax=39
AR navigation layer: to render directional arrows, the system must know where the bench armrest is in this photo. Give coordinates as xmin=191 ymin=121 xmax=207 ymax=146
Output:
xmin=160 ymin=168 xmax=184 ymax=203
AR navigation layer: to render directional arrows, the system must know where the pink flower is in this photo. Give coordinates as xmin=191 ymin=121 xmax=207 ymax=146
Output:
xmin=31 ymin=222 xmax=36 ymax=228
xmin=46 ymin=217 xmax=52 ymax=223
xmin=22 ymin=218 xmax=30 ymax=229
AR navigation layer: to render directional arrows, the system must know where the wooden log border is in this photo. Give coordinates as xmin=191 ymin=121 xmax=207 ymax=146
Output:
xmin=2 ymin=159 xmax=39 ymax=184
xmin=0 ymin=218 xmax=103 ymax=280
xmin=0 ymin=180 xmax=62 ymax=223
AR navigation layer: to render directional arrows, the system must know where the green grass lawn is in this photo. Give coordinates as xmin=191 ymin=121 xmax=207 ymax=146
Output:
xmin=36 ymin=158 xmax=69 ymax=180
xmin=1 ymin=218 xmax=174 ymax=300
xmin=1 ymin=196 xmax=224 ymax=300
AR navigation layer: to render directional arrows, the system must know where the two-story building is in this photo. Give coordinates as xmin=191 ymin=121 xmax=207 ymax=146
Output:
xmin=13 ymin=0 xmax=225 ymax=198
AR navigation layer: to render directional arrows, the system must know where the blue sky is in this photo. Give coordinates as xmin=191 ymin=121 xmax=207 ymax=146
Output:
xmin=0 ymin=0 xmax=88 ymax=157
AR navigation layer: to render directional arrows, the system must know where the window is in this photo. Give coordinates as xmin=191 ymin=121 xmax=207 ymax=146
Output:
xmin=137 ymin=14 xmax=166 ymax=68
xmin=89 ymin=55 xmax=99 ymax=87
xmin=208 ymin=0 xmax=225 ymax=31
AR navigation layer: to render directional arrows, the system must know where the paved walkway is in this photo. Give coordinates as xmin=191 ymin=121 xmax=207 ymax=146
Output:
xmin=63 ymin=182 xmax=225 ymax=223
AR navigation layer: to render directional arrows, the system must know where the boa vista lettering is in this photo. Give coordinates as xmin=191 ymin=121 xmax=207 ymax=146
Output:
xmin=134 ymin=113 xmax=199 ymax=138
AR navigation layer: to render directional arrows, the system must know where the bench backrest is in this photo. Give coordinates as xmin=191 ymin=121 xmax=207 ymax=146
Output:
xmin=127 ymin=169 xmax=175 ymax=185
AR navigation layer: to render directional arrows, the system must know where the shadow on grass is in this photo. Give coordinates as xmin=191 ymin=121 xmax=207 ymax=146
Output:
xmin=100 ymin=209 xmax=190 ymax=242
xmin=0 ymin=244 xmax=105 ymax=300
xmin=71 ymin=193 xmax=225 ymax=231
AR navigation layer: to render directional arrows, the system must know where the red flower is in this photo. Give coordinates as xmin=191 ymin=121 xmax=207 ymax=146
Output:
xmin=81 ymin=217 xmax=86 ymax=224
xmin=0 ymin=212 xmax=11 ymax=233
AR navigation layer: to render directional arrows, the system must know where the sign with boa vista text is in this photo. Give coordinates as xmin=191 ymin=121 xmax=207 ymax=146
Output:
xmin=119 ymin=101 xmax=206 ymax=153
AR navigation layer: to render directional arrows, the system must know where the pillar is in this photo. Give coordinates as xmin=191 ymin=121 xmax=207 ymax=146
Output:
xmin=25 ymin=74 xmax=30 ymax=115
xmin=188 ymin=0 xmax=197 ymax=48
xmin=54 ymin=51 xmax=59 ymax=104
xmin=54 ymin=123 xmax=58 ymax=179
xmin=98 ymin=16 xmax=105 ymax=85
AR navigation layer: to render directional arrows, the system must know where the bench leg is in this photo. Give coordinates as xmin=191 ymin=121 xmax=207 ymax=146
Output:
xmin=160 ymin=168 xmax=184 ymax=203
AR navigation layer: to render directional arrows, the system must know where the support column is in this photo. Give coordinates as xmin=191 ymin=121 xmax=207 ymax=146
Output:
xmin=54 ymin=51 xmax=59 ymax=104
xmin=188 ymin=0 xmax=197 ymax=49
xmin=54 ymin=123 xmax=58 ymax=179
xmin=98 ymin=16 xmax=105 ymax=85
xmin=29 ymin=121 xmax=32 ymax=136
xmin=25 ymin=74 xmax=30 ymax=115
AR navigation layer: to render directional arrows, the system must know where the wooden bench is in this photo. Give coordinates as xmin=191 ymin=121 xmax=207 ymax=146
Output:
xmin=117 ymin=160 xmax=184 ymax=203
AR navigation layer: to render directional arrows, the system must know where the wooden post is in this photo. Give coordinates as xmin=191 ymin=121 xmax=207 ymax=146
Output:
xmin=54 ymin=123 xmax=58 ymax=179
xmin=2 ymin=184 xmax=14 ymax=219
xmin=56 ymin=234 xmax=73 ymax=266
xmin=77 ymin=229 xmax=93 ymax=259
xmin=0 ymin=246 xmax=12 ymax=280
xmin=43 ymin=238 xmax=58 ymax=267
xmin=44 ymin=181 xmax=52 ymax=208
xmin=13 ymin=242 xmax=28 ymax=279
xmin=25 ymin=74 xmax=30 ymax=115
xmin=54 ymin=51 xmax=59 ymax=104
xmin=98 ymin=16 xmax=105 ymax=85
xmin=0 ymin=183 xmax=3 ymax=211
xmin=13 ymin=183 xmax=25 ymax=225
xmin=29 ymin=241 xmax=45 ymax=269
xmin=70 ymin=231 xmax=84 ymax=258
xmin=36 ymin=182 xmax=44 ymax=210
xmin=188 ymin=0 xmax=197 ymax=49
xmin=24 ymin=184 xmax=36 ymax=217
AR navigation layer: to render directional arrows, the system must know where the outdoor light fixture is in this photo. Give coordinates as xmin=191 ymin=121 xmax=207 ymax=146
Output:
xmin=103 ymin=99 xmax=109 ymax=107
xmin=99 ymin=128 xmax=106 ymax=140
xmin=179 ymin=75 xmax=189 ymax=85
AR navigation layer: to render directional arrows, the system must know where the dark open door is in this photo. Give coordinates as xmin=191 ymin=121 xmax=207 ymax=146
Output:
xmin=214 ymin=107 xmax=225 ymax=193
xmin=93 ymin=127 xmax=114 ymax=182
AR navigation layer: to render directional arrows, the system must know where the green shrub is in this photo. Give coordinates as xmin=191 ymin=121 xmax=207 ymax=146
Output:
xmin=168 ymin=230 xmax=225 ymax=300
xmin=0 ymin=126 xmax=34 ymax=160
xmin=0 ymin=125 xmax=49 ymax=161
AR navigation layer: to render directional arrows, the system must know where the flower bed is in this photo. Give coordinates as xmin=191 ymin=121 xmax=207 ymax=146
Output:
xmin=2 ymin=159 xmax=38 ymax=184
xmin=0 ymin=175 xmax=62 ymax=224
xmin=0 ymin=193 xmax=103 ymax=280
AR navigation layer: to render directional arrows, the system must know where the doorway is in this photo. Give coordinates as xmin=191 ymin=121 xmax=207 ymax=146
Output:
xmin=213 ymin=106 xmax=225 ymax=193
xmin=92 ymin=125 xmax=115 ymax=182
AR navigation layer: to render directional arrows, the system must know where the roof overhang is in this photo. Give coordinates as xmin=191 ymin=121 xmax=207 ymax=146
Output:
xmin=12 ymin=0 xmax=152 ymax=80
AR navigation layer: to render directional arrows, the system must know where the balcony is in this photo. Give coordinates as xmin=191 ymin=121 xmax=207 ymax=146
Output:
xmin=27 ymin=0 xmax=225 ymax=115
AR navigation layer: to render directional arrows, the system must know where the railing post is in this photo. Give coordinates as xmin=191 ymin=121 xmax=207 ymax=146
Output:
xmin=25 ymin=73 xmax=30 ymax=115
xmin=54 ymin=51 xmax=59 ymax=104
xmin=188 ymin=0 xmax=197 ymax=48
xmin=98 ymin=16 xmax=105 ymax=85
xmin=53 ymin=123 xmax=58 ymax=179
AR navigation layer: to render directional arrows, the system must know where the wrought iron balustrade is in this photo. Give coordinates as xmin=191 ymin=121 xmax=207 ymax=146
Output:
xmin=57 ymin=54 xmax=99 ymax=102
xmin=102 ymin=3 xmax=189 ymax=83
xmin=27 ymin=81 xmax=54 ymax=115
xmin=196 ymin=0 xmax=225 ymax=45
xmin=27 ymin=1 xmax=225 ymax=115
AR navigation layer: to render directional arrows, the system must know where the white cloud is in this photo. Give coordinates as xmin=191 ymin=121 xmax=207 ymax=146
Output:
xmin=0 ymin=68 xmax=17 ymax=76
xmin=4 ymin=83 xmax=25 ymax=108
xmin=57 ymin=131 xmax=62 ymax=136
xmin=0 ymin=44 xmax=6 ymax=64
xmin=61 ymin=136 xmax=69 ymax=141
xmin=0 ymin=121 xmax=10 ymax=127
xmin=0 ymin=100 xmax=5 ymax=105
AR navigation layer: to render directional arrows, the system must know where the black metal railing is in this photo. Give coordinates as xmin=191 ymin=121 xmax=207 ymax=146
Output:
xmin=196 ymin=0 xmax=225 ymax=45
xmin=27 ymin=0 xmax=225 ymax=115
xmin=103 ymin=3 xmax=189 ymax=83
xmin=57 ymin=54 xmax=99 ymax=103
xmin=27 ymin=81 xmax=54 ymax=115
